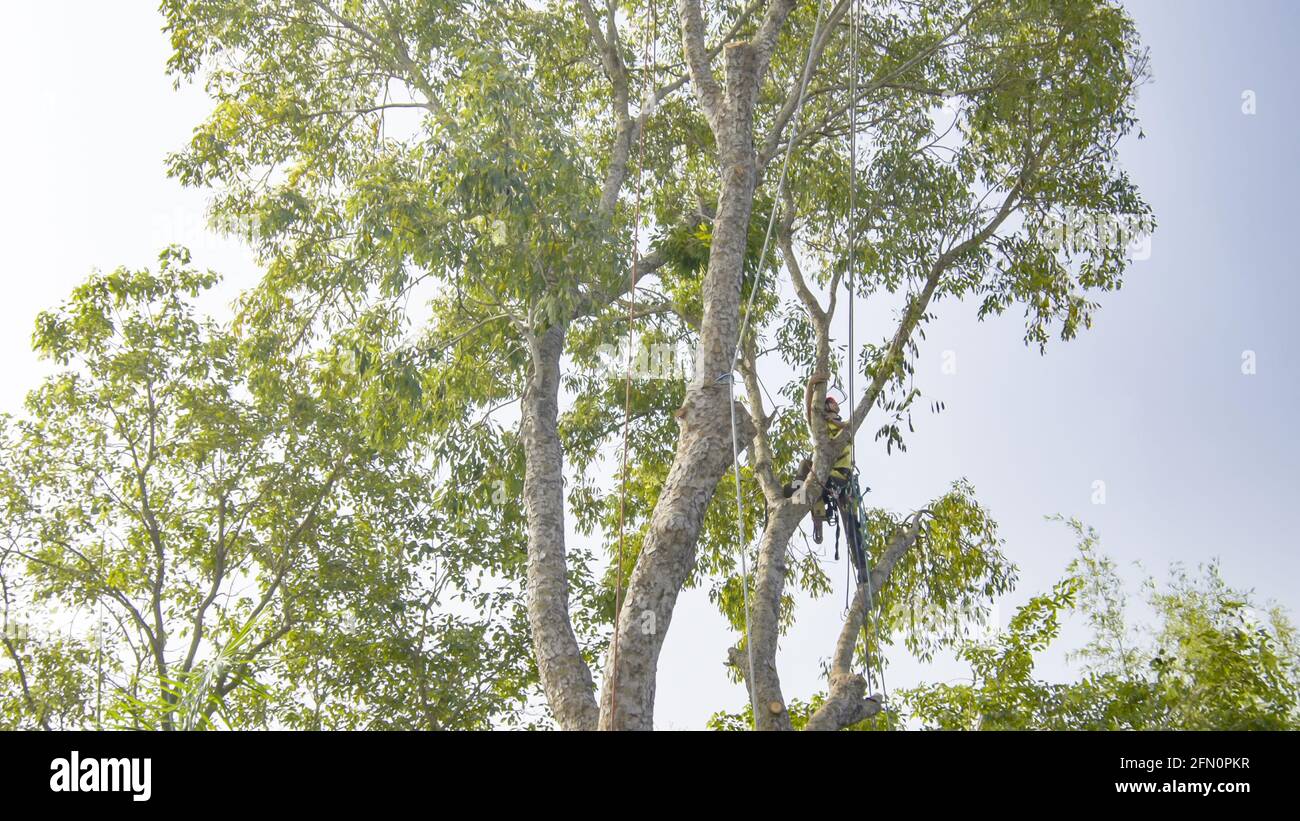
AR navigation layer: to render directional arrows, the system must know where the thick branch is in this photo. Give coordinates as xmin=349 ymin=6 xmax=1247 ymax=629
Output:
xmin=522 ymin=324 xmax=600 ymax=730
xmin=678 ymin=0 xmax=724 ymax=131
xmin=751 ymin=0 xmax=801 ymax=80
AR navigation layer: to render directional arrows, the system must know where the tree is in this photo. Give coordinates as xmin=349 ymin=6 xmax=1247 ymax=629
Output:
xmin=158 ymin=0 xmax=1153 ymax=729
xmin=0 ymin=250 xmax=533 ymax=729
xmin=895 ymin=520 xmax=1300 ymax=730
xmin=707 ymin=520 xmax=1300 ymax=730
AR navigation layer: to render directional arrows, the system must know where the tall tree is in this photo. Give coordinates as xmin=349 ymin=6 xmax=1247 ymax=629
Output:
xmin=161 ymin=0 xmax=1152 ymax=729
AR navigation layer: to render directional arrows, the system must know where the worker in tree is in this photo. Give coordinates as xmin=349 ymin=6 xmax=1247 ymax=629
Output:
xmin=782 ymin=373 xmax=871 ymax=584
xmin=783 ymin=373 xmax=853 ymax=544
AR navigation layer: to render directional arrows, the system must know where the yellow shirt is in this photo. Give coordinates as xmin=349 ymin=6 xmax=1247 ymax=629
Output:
xmin=826 ymin=415 xmax=852 ymax=478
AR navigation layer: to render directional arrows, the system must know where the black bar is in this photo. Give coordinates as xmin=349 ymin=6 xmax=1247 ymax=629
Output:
xmin=1 ymin=730 xmax=1287 ymax=809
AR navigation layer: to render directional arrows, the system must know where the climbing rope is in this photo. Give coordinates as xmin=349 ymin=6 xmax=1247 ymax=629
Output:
xmin=847 ymin=0 xmax=869 ymax=695
xmin=846 ymin=0 xmax=890 ymax=718
xmin=611 ymin=0 xmax=658 ymax=726
xmin=724 ymin=0 xmax=831 ymax=729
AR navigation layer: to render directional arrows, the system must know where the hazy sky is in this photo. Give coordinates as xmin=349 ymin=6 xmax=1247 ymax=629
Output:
xmin=2 ymin=1 xmax=1295 ymax=729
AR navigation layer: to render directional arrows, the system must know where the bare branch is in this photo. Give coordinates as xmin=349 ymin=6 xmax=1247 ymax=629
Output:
xmin=804 ymin=512 xmax=926 ymax=731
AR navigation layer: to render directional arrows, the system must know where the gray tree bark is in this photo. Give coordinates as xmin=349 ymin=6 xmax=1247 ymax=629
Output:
xmin=746 ymin=503 xmax=803 ymax=730
xmin=596 ymin=37 xmax=767 ymax=730
xmin=522 ymin=323 xmax=600 ymax=730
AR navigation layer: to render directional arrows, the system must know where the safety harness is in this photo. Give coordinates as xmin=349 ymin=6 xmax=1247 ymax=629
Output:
xmin=825 ymin=470 xmax=871 ymax=585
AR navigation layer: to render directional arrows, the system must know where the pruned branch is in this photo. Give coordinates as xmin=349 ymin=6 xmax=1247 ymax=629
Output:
xmin=804 ymin=511 xmax=926 ymax=731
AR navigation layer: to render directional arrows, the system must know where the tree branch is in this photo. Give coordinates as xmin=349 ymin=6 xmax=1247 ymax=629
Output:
xmin=842 ymin=165 xmax=1033 ymax=443
xmin=751 ymin=0 xmax=801 ymax=80
xmin=678 ymin=0 xmax=724 ymax=131
xmin=757 ymin=0 xmax=853 ymax=167
xmin=804 ymin=512 xmax=926 ymax=731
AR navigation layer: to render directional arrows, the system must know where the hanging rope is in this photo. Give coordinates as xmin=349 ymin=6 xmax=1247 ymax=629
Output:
xmin=846 ymin=0 xmax=890 ymax=718
xmin=611 ymin=0 xmax=658 ymax=727
xmin=847 ymin=0 xmax=869 ymax=694
xmin=724 ymin=0 xmax=831 ymax=730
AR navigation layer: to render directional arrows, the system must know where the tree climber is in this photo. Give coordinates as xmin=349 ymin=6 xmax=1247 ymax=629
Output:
xmin=783 ymin=373 xmax=856 ymax=538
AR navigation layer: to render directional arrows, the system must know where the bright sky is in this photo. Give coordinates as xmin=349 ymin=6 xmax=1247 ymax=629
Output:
xmin=2 ymin=1 xmax=1296 ymax=729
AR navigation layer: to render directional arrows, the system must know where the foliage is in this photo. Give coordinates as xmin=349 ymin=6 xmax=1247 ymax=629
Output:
xmin=899 ymin=520 xmax=1300 ymax=730
xmin=0 ymin=253 xmax=533 ymax=729
xmin=6 ymin=0 xmax=1180 ymax=728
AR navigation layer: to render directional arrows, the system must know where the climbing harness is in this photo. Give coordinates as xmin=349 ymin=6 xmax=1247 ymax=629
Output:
xmin=823 ymin=470 xmax=871 ymax=585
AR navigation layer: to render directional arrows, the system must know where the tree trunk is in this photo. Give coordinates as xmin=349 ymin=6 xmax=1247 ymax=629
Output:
xmin=597 ymin=43 xmax=762 ymax=730
xmin=522 ymin=322 xmax=599 ymax=731
xmin=747 ymin=501 xmax=804 ymax=730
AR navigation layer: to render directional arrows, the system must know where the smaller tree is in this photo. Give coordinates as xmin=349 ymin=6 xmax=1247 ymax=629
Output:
xmin=710 ymin=519 xmax=1300 ymax=730
xmin=0 ymin=249 xmax=532 ymax=729
xmin=900 ymin=519 xmax=1300 ymax=730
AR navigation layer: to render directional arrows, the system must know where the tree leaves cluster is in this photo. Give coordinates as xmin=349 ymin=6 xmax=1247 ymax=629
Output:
xmin=0 ymin=250 xmax=533 ymax=729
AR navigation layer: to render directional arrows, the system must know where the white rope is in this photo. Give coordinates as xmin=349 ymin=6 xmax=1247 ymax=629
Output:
xmin=846 ymin=0 xmax=889 ymax=716
xmin=847 ymin=0 xmax=869 ymax=694
xmin=725 ymin=0 xmax=830 ymax=730
xmin=612 ymin=0 xmax=658 ymax=727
